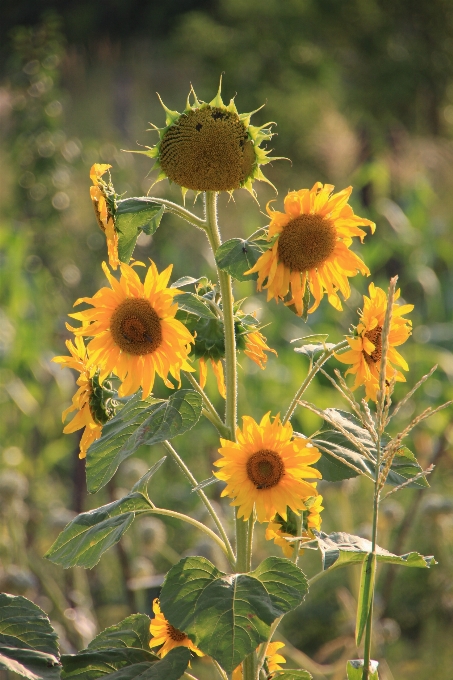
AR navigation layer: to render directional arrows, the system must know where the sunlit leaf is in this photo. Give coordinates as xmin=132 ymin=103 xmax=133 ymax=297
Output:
xmin=346 ymin=659 xmax=379 ymax=680
xmin=174 ymin=292 xmax=216 ymax=319
xmin=116 ymin=199 xmax=164 ymax=262
xmin=271 ymin=672 xmax=313 ymax=679
xmin=215 ymin=238 xmax=267 ymax=281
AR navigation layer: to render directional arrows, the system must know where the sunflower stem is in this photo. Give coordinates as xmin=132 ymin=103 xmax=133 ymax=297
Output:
xmin=143 ymin=197 xmax=207 ymax=230
xmin=184 ymin=371 xmax=230 ymax=437
xmin=282 ymin=339 xmax=349 ymax=424
xmin=162 ymin=440 xmax=235 ymax=567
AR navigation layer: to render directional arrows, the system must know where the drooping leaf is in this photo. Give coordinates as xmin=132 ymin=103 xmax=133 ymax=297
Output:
xmin=346 ymin=659 xmax=379 ymax=680
xmin=304 ymin=531 xmax=436 ymax=571
xmin=294 ymin=343 xmax=336 ymax=359
xmin=170 ymin=276 xmax=206 ymax=289
xmin=355 ymin=554 xmax=376 ymax=645
xmin=311 ymin=408 xmax=428 ymax=487
xmin=115 ymin=199 xmax=164 ymax=262
xmin=86 ymin=390 xmax=202 ymax=493
xmin=271 ymin=672 xmax=313 ymax=680
xmin=290 ymin=334 xmax=330 ymax=345
xmin=45 ymin=492 xmax=153 ymax=569
xmin=61 ymin=614 xmax=189 ymax=680
xmin=0 ymin=594 xmax=60 ymax=680
xmin=159 ymin=556 xmax=308 ymax=673
xmin=215 ymin=238 xmax=267 ymax=282
xmin=174 ymin=292 xmax=216 ymax=319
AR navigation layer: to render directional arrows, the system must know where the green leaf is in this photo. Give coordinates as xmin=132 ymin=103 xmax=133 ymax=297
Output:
xmin=174 ymin=292 xmax=216 ymax=319
xmin=346 ymin=659 xmax=379 ymax=680
xmin=355 ymin=553 xmax=376 ymax=645
xmin=304 ymin=531 xmax=436 ymax=570
xmin=271 ymin=672 xmax=313 ymax=680
xmin=215 ymin=238 xmax=266 ymax=282
xmin=86 ymin=390 xmax=202 ymax=493
xmin=311 ymin=408 xmax=428 ymax=487
xmin=290 ymin=334 xmax=329 ymax=345
xmin=62 ymin=614 xmax=190 ymax=680
xmin=116 ymin=199 xmax=164 ymax=262
xmin=170 ymin=276 xmax=205 ymax=289
xmin=45 ymin=492 xmax=152 ymax=569
xmin=159 ymin=556 xmax=308 ymax=673
xmin=294 ymin=343 xmax=336 ymax=359
xmin=131 ymin=457 xmax=167 ymax=497
xmin=0 ymin=594 xmax=60 ymax=680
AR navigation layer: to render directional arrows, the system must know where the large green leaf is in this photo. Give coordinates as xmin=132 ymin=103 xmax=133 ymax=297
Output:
xmin=62 ymin=614 xmax=189 ymax=680
xmin=271 ymin=672 xmax=313 ymax=679
xmin=45 ymin=459 xmax=166 ymax=569
xmin=215 ymin=238 xmax=267 ymax=281
xmin=0 ymin=594 xmax=60 ymax=680
xmin=174 ymin=292 xmax=216 ymax=319
xmin=115 ymin=199 xmax=164 ymax=263
xmin=311 ymin=408 xmax=428 ymax=487
xmin=304 ymin=531 xmax=436 ymax=571
xmin=355 ymin=554 xmax=375 ymax=645
xmin=159 ymin=556 xmax=308 ymax=673
xmin=86 ymin=390 xmax=202 ymax=493
xmin=346 ymin=659 xmax=379 ymax=680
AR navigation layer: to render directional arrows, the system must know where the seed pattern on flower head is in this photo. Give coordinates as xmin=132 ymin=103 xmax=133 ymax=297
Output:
xmin=336 ymin=282 xmax=413 ymax=401
xmin=246 ymin=183 xmax=375 ymax=315
xmin=214 ymin=412 xmax=321 ymax=523
xmin=68 ymin=260 xmax=194 ymax=399
xmin=149 ymin=599 xmax=203 ymax=659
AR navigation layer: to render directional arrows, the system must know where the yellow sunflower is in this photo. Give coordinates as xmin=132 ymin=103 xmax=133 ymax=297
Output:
xmin=214 ymin=413 xmax=321 ymax=523
xmin=149 ymin=599 xmax=203 ymax=659
xmin=246 ymin=183 xmax=375 ymax=316
xmin=232 ymin=641 xmax=286 ymax=679
xmin=68 ymin=260 xmax=194 ymax=399
xmin=52 ymin=337 xmax=111 ymax=459
xmin=306 ymin=494 xmax=324 ymax=531
xmin=265 ymin=520 xmax=296 ymax=559
xmin=133 ymin=81 xmax=277 ymax=197
xmin=243 ymin=330 xmax=277 ymax=370
xmin=336 ymin=282 xmax=413 ymax=401
xmin=90 ymin=164 xmax=120 ymax=270
xmin=198 ymin=357 xmax=226 ymax=399
xmin=266 ymin=496 xmax=324 ymax=557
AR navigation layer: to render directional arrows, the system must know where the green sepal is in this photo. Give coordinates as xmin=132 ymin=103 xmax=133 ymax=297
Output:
xmin=215 ymin=237 xmax=269 ymax=282
xmin=159 ymin=556 xmax=308 ymax=673
xmin=86 ymin=390 xmax=202 ymax=493
xmin=115 ymin=199 xmax=164 ymax=263
xmin=346 ymin=659 xmax=379 ymax=680
xmin=0 ymin=594 xmax=60 ymax=680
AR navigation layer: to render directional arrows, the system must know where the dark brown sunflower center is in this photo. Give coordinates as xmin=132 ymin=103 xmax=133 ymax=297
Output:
xmin=110 ymin=298 xmax=162 ymax=355
xmin=159 ymin=106 xmax=256 ymax=192
xmin=277 ymin=214 xmax=337 ymax=272
xmin=246 ymin=449 xmax=285 ymax=489
xmin=363 ymin=326 xmax=382 ymax=365
xmin=166 ymin=624 xmax=187 ymax=642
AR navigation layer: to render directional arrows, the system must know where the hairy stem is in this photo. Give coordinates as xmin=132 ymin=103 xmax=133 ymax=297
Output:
xmin=162 ymin=440 xmax=235 ymax=567
xmin=283 ymin=339 xmax=349 ymax=424
xmin=142 ymin=196 xmax=206 ymax=230
xmin=184 ymin=371 xmax=230 ymax=437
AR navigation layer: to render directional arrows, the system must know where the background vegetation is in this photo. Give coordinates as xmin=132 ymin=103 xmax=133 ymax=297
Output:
xmin=0 ymin=2 xmax=452 ymax=678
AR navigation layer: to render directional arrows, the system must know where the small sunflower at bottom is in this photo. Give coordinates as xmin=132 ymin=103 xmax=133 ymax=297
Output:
xmin=68 ymin=260 xmax=194 ymax=399
xmin=149 ymin=599 xmax=203 ymax=659
xmin=266 ymin=497 xmax=324 ymax=558
xmin=52 ymin=336 xmax=117 ymax=458
xmin=90 ymin=164 xmax=120 ymax=270
xmin=246 ymin=183 xmax=375 ymax=316
xmin=232 ymin=641 xmax=286 ymax=679
xmin=336 ymin=282 xmax=413 ymax=401
xmin=214 ymin=412 xmax=321 ymax=523
xmin=132 ymin=80 xmax=278 ymax=197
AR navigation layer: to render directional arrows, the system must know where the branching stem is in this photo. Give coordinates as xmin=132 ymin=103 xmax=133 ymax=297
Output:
xmin=145 ymin=196 xmax=206 ymax=230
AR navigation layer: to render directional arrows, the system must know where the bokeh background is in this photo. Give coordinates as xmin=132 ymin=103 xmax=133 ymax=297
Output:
xmin=1 ymin=2 xmax=453 ymax=679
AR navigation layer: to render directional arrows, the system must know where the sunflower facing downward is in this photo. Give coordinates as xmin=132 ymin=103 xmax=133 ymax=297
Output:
xmin=246 ymin=183 xmax=375 ymax=316
xmin=214 ymin=413 xmax=321 ymax=523
xmin=68 ymin=261 xmax=194 ymax=399
xmin=53 ymin=337 xmax=116 ymax=459
xmin=337 ymin=282 xmax=413 ymax=401
xmin=149 ymin=599 xmax=203 ymax=659
xmin=232 ymin=641 xmax=286 ymax=679
xmin=90 ymin=164 xmax=120 ymax=270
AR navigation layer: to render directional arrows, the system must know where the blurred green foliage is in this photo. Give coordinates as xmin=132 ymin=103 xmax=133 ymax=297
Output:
xmin=0 ymin=4 xmax=453 ymax=679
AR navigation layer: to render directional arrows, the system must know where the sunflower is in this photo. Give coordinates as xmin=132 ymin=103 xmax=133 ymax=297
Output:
xmin=214 ymin=413 xmax=321 ymax=523
xmin=199 ymin=357 xmax=226 ymax=399
xmin=246 ymin=183 xmax=375 ymax=316
xmin=336 ymin=282 xmax=413 ymax=401
xmin=52 ymin=337 xmax=116 ymax=459
xmin=133 ymin=81 xmax=277 ymax=196
xmin=149 ymin=599 xmax=203 ymax=659
xmin=243 ymin=330 xmax=277 ymax=370
xmin=68 ymin=261 xmax=194 ymax=399
xmin=90 ymin=164 xmax=120 ymax=270
xmin=266 ymin=496 xmax=324 ymax=557
xmin=232 ymin=641 xmax=286 ymax=679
